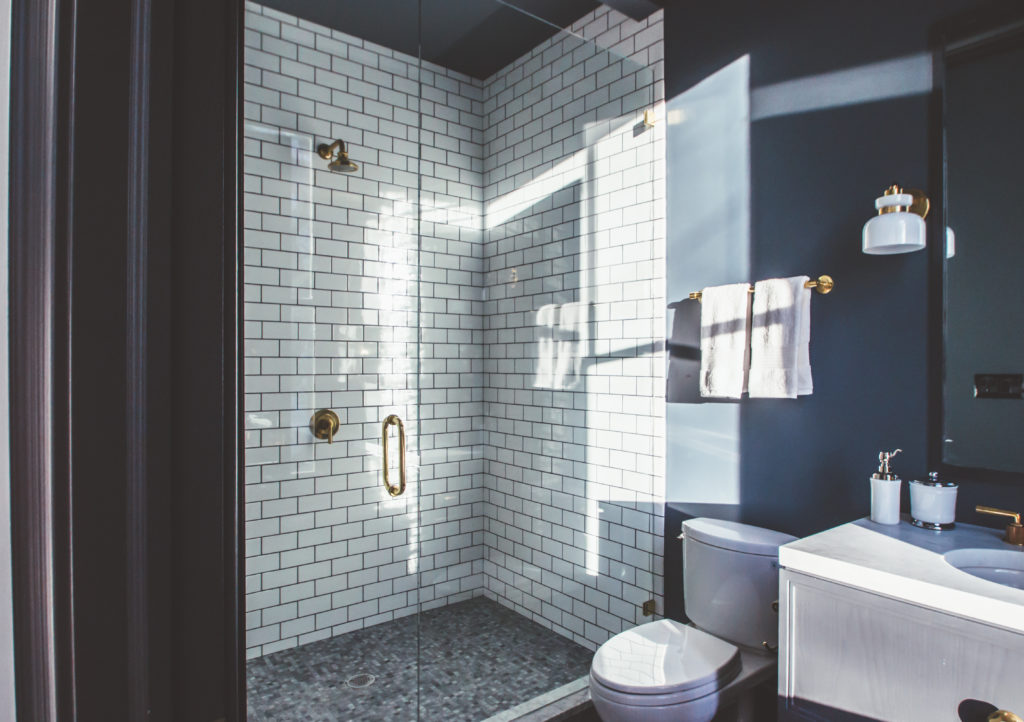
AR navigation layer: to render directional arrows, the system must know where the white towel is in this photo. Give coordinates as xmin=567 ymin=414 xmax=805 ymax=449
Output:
xmin=699 ymin=283 xmax=752 ymax=398
xmin=748 ymin=276 xmax=813 ymax=398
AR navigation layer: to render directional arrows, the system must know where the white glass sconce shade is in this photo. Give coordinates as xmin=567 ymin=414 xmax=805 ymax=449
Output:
xmin=862 ymin=187 xmax=928 ymax=254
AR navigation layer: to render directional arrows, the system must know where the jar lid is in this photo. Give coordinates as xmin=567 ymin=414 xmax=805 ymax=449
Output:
xmin=911 ymin=471 xmax=958 ymax=488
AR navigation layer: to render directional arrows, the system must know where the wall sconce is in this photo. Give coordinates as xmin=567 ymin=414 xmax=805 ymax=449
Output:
xmin=862 ymin=184 xmax=930 ymax=254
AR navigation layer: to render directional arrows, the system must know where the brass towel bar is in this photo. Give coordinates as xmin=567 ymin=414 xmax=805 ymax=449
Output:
xmin=688 ymin=274 xmax=834 ymax=301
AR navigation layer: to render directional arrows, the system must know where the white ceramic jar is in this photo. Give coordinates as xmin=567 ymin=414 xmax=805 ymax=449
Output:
xmin=909 ymin=472 xmax=958 ymax=530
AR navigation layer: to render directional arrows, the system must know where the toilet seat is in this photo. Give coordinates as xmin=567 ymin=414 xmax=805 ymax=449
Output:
xmin=590 ymin=620 xmax=741 ymax=703
xmin=589 ymin=669 xmax=727 ymax=707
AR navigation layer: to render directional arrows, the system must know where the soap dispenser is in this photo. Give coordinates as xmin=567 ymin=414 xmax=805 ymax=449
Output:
xmin=870 ymin=449 xmax=902 ymax=525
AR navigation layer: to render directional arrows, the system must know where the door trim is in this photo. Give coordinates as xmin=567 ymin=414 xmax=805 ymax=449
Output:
xmin=8 ymin=0 xmax=244 ymax=718
xmin=8 ymin=0 xmax=75 ymax=717
xmin=225 ymin=0 xmax=246 ymax=715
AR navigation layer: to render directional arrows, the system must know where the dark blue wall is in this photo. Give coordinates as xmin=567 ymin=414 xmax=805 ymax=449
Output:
xmin=661 ymin=0 xmax=1024 ymax=618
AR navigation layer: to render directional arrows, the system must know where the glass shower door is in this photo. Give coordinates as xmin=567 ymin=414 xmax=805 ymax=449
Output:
xmin=242 ymin=2 xmax=424 ymax=715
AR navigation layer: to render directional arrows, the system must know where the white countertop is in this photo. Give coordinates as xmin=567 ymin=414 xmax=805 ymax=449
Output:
xmin=779 ymin=516 xmax=1024 ymax=633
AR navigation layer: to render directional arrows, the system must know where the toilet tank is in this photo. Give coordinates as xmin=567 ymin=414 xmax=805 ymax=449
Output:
xmin=682 ymin=518 xmax=797 ymax=650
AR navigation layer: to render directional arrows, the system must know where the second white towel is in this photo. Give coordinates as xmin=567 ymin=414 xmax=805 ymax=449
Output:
xmin=699 ymin=283 xmax=753 ymax=398
xmin=748 ymin=276 xmax=813 ymax=398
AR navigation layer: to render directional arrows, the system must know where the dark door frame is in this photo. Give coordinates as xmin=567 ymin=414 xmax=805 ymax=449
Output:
xmin=8 ymin=0 xmax=244 ymax=718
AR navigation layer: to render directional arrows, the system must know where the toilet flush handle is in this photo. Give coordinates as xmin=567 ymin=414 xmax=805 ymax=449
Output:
xmin=762 ymin=599 xmax=781 ymax=652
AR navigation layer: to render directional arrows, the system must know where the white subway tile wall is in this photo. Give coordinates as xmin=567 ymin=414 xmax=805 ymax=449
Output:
xmin=243 ymin=1 xmax=664 ymax=658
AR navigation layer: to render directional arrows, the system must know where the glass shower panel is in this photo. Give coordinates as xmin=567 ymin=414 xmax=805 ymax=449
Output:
xmin=417 ymin=1 xmax=663 ymax=718
xmin=242 ymin=2 xmax=423 ymax=717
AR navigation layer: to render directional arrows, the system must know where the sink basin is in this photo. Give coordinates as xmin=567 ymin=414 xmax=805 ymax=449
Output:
xmin=944 ymin=548 xmax=1024 ymax=590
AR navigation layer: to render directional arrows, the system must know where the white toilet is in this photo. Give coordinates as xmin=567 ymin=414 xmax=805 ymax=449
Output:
xmin=589 ymin=518 xmax=797 ymax=722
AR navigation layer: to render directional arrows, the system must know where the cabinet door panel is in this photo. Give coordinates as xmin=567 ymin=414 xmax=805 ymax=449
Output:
xmin=779 ymin=570 xmax=1024 ymax=720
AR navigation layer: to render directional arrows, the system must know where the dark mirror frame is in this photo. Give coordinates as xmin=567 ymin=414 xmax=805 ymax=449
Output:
xmin=928 ymin=1 xmax=1024 ymax=486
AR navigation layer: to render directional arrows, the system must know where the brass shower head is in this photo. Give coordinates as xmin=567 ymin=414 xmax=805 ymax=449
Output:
xmin=329 ymin=157 xmax=359 ymax=172
xmin=317 ymin=139 xmax=359 ymax=173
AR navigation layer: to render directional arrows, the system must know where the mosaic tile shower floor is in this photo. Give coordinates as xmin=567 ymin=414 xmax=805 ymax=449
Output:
xmin=246 ymin=597 xmax=595 ymax=721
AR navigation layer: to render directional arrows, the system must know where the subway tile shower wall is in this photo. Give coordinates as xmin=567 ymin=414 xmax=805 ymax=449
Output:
xmin=243 ymin=2 xmax=664 ymax=658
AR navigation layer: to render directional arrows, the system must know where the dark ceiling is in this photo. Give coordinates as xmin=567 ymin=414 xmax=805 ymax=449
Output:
xmin=259 ymin=0 xmax=606 ymax=79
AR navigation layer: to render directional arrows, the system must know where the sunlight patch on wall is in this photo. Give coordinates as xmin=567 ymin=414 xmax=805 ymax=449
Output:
xmin=665 ymin=55 xmax=750 ymax=505
xmin=751 ymin=53 xmax=932 ymax=121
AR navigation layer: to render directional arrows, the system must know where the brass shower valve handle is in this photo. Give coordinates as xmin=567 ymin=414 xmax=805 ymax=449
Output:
xmin=976 ymin=505 xmax=1024 ymax=545
xmin=310 ymin=409 xmax=340 ymax=444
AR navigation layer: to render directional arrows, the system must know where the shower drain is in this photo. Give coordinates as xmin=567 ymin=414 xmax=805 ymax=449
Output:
xmin=345 ymin=673 xmax=376 ymax=689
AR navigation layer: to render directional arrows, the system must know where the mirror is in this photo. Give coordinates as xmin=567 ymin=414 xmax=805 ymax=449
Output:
xmin=940 ymin=16 xmax=1024 ymax=473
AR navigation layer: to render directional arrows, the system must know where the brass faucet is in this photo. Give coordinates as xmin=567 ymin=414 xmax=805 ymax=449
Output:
xmin=976 ymin=506 xmax=1024 ymax=546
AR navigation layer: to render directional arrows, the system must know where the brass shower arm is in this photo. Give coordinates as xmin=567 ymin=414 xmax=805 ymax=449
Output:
xmin=317 ymin=139 xmax=344 ymax=160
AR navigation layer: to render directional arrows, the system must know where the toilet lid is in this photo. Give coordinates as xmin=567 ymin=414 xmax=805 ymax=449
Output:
xmin=682 ymin=517 xmax=797 ymax=556
xmin=590 ymin=620 xmax=740 ymax=696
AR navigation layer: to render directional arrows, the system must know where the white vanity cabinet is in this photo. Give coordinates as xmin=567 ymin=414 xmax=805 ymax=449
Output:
xmin=776 ymin=519 xmax=1024 ymax=721
xmin=778 ymin=568 xmax=1024 ymax=720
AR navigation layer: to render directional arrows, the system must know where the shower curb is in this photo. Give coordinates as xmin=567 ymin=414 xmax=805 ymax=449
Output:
xmin=479 ymin=676 xmax=593 ymax=722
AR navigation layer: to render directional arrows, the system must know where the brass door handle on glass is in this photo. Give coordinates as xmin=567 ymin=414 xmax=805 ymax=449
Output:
xmin=310 ymin=409 xmax=340 ymax=444
xmin=382 ymin=414 xmax=406 ymax=497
